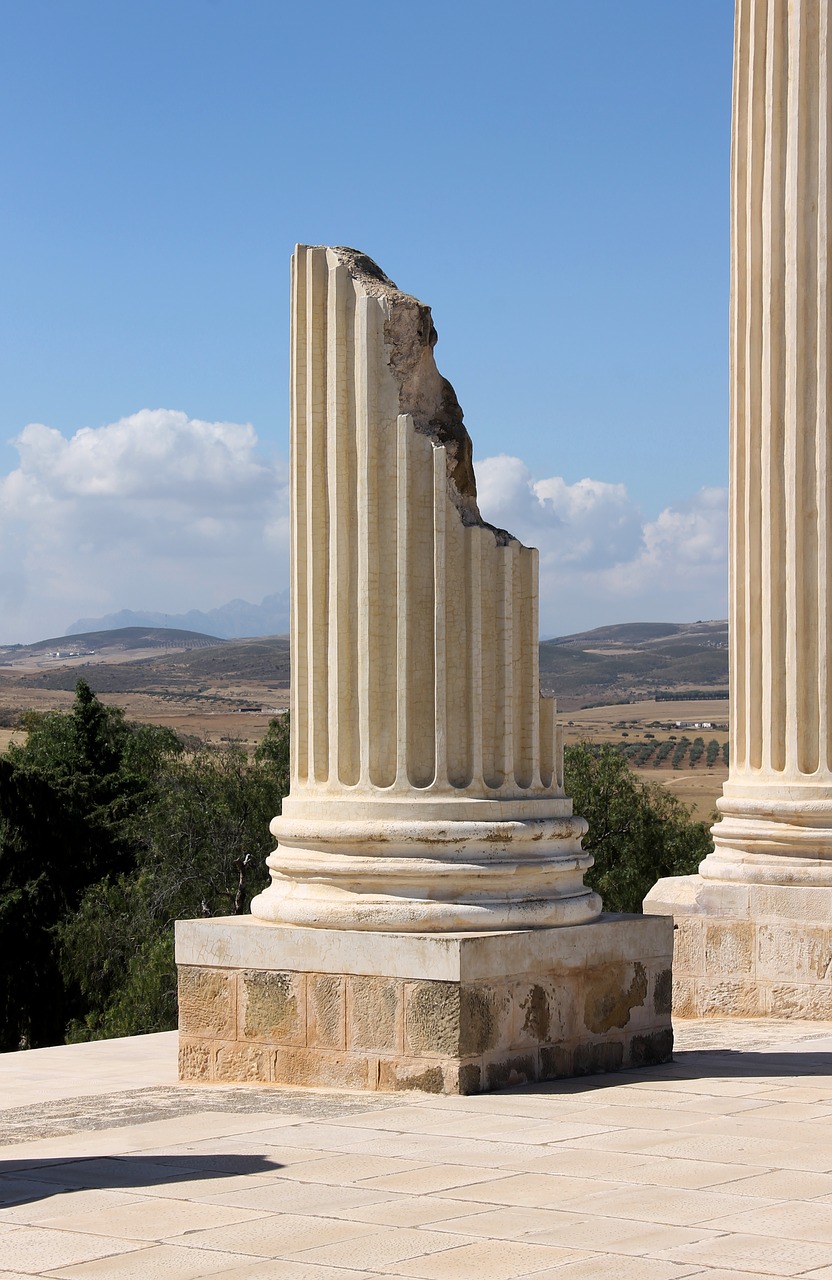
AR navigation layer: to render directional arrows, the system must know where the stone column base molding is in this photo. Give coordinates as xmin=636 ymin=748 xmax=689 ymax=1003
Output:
xmin=175 ymin=915 xmax=673 ymax=1095
xmin=644 ymin=874 xmax=832 ymax=1020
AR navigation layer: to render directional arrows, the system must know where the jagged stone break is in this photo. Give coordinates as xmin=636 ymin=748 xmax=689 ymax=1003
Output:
xmin=250 ymin=244 xmax=600 ymax=931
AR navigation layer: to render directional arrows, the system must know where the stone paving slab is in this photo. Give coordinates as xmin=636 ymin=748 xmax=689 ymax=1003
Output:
xmin=0 ymin=1019 xmax=832 ymax=1276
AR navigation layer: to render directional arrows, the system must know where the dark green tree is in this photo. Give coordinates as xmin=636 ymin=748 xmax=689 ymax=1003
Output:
xmin=564 ymin=743 xmax=711 ymax=914
xmin=0 ymin=680 xmax=180 ymax=1049
xmin=61 ymin=724 xmax=290 ymax=1041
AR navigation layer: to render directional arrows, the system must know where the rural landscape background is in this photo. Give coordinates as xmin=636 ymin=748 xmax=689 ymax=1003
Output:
xmin=0 ymin=618 xmax=729 ymax=822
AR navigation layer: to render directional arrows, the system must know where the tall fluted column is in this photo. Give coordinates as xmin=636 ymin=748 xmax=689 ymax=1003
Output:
xmin=703 ymin=0 xmax=832 ymax=884
xmin=251 ymin=245 xmax=600 ymax=931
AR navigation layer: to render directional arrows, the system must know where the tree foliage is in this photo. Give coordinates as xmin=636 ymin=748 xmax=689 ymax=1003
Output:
xmin=564 ymin=742 xmax=711 ymax=914
xmin=0 ymin=686 xmax=290 ymax=1049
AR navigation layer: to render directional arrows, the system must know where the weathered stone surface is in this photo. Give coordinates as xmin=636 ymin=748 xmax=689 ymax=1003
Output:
xmin=459 ymin=984 xmax=510 ymax=1056
xmin=177 ymin=967 xmax=235 ymax=1039
xmin=307 ymin=974 xmax=345 ymax=1049
xmin=698 ymin=980 xmax=762 ymax=1018
xmin=673 ymin=918 xmax=705 ymax=977
xmin=239 ymin=969 xmax=305 ymax=1045
xmin=671 ymin=977 xmax=699 ymax=1019
xmin=248 ymin=245 xmax=598 ymax=934
xmin=275 ymin=1047 xmax=369 ymax=1091
xmin=769 ymin=984 xmax=832 ymax=1020
xmin=539 ymin=1044 xmax=573 ymax=1081
xmin=178 ymin=1039 xmax=211 ymax=1082
xmin=214 ymin=1042 xmax=273 ymax=1083
xmin=653 ymin=967 xmax=673 ymax=1018
xmin=627 ymin=1028 xmax=673 ymax=1067
xmin=404 ymin=981 xmax=460 ymax=1057
xmin=347 ymin=976 xmax=402 ymax=1052
xmin=757 ymin=924 xmax=832 ymax=983
xmin=583 ymin=962 xmax=647 ymax=1034
xmin=484 ymin=1052 xmax=538 ymax=1091
xmin=572 ymin=1040 xmax=624 ymax=1076
xmin=377 ymin=1059 xmax=446 ymax=1094
xmin=705 ymin=922 xmax=754 ymax=977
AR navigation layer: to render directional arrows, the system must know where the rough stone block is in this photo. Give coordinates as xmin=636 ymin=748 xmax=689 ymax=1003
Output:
xmin=239 ymin=969 xmax=305 ymax=1045
xmin=176 ymin=918 xmax=673 ymax=1091
xmin=511 ymin=978 xmax=579 ymax=1047
xmin=215 ymin=1042 xmax=273 ymax=1083
xmin=705 ymin=921 xmax=755 ymax=976
xmin=698 ymin=980 xmax=762 ymax=1017
xmin=652 ymin=966 xmax=673 ymax=1018
xmin=404 ymin=981 xmax=460 ymax=1057
xmin=178 ymin=1038 xmax=212 ymax=1081
xmin=673 ymin=918 xmax=705 ymax=977
xmin=307 ymin=974 xmax=346 ymax=1049
xmin=539 ymin=1043 xmax=574 ymax=1080
xmin=460 ymin=983 xmax=511 ymax=1055
xmin=757 ymin=924 xmax=832 ymax=982
xmin=671 ymin=976 xmax=699 ymax=1019
xmin=377 ymin=1058 xmax=448 ymax=1093
xmin=346 ymin=976 xmax=402 ymax=1052
xmin=583 ymin=962 xmax=648 ymax=1034
xmin=178 ymin=967 xmax=235 ymax=1039
xmin=627 ymin=1027 xmax=674 ymax=1068
xmin=276 ymin=1047 xmax=370 ymax=1091
xmin=572 ymin=1039 xmax=624 ymax=1076
xmin=769 ymin=983 xmax=832 ymax=1019
xmin=484 ymin=1051 xmax=538 ymax=1091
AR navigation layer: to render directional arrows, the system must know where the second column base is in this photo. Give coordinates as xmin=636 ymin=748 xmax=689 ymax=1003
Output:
xmin=644 ymin=874 xmax=832 ymax=1019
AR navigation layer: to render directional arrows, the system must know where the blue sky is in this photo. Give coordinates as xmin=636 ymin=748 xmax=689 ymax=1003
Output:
xmin=0 ymin=1 xmax=733 ymax=643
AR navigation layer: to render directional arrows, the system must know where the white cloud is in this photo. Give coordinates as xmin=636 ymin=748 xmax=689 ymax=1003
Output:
xmin=0 ymin=409 xmax=289 ymax=642
xmin=0 ymin=416 xmax=726 ymax=644
xmin=476 ymin=454 xmax=727 ymax=637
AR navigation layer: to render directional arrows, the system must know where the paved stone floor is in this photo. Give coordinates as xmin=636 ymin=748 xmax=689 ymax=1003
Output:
xmin=2 ymin=1021 xmax=832 ymax=1278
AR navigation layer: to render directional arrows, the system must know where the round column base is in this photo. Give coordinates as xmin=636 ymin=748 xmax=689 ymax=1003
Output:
xmin=250 ymin=814 xmax=601 ymax=932
xmin=704 ymin=793 xmax=832 ymax=885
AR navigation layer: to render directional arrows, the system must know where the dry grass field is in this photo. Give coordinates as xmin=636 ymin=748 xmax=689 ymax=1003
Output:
xmin=564 ymin=698 xmax=729 ymax=821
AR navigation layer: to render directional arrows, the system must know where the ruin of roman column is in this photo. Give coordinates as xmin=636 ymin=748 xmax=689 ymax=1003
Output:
xmin=249 ymin=246 xmax=599 ymax=932
xmin=176 ymin=246 xmax=673 ymax=1092
xmin=645 ymin=0 xmax=832 ymax=1017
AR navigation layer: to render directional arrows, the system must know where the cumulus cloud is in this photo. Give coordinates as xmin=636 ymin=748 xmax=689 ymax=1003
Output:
xmin=0 ymin=409 xmax=289 ymax=642
xmin=476 ymin=455 xmax=727 ymax=637
xmin=0 ymin=415 xmax=726 ymax=644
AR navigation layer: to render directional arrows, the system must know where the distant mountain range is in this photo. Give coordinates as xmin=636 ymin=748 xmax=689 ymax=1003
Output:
xmin=67 ymin=592 xmax=290 ymax=641
xmin=5 ymin=617 xmax=728 ymax=708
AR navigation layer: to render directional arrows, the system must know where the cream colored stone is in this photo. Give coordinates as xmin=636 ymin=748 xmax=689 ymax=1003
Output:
xmin=238 ymin=969 xmax=305 ymax=1046
xmin=346 ymin=975 xmax=402 ymax=1052
xmin=769 ymin=983 xmax=832 ymax=1020
xmin=672 ymin=918 xmax=705 ymax=977
xmin=178 ymin=1038 xmax=212 ymax=1081
xmin=757 ymin=923 xmax=832 ymax=982
xmin=306 ymin=973 xmax=345 ymax=1049
xmin=645 ymin=2 xmax=832 ymax=1019
xmin=177 ymin=967 xmax=235 ymax=1040
xmin=403 ymin=981 xmax=461 ymax=1057
xmin=698 ymin=981 xmax=763 ymax=1019
xmin=176 ymin=914 xmax=672 ymax=983
xmin=249 ymin=245 xmax=599 ymax=933
xmin=214 ymin=1042 xmax=273 ymax=1083
xmin=273 ymin=1046 xmax=370 ymax=1089
xmin=704 ymin=921 xmax=755 ymax=977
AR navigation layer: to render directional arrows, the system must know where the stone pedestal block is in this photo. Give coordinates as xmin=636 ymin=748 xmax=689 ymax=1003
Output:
xmin=175 ymin=914 xmax=673 ymax=1094
xmin=644 ymin=876 xmax=832 ymax=1020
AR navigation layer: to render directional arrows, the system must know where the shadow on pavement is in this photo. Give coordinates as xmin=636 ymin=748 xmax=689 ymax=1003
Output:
xmin=0 ymin=1152 xmax=282 ymax=1204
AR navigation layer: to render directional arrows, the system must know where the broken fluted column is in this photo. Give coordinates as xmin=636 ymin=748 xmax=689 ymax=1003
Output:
xmin=646 ymin=0 xmax=832 ymax=1018
xmin=176 ymin=246 xmax=673 ymax=1093
xmin=251 ymin=245 xmax=599 ymax=931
